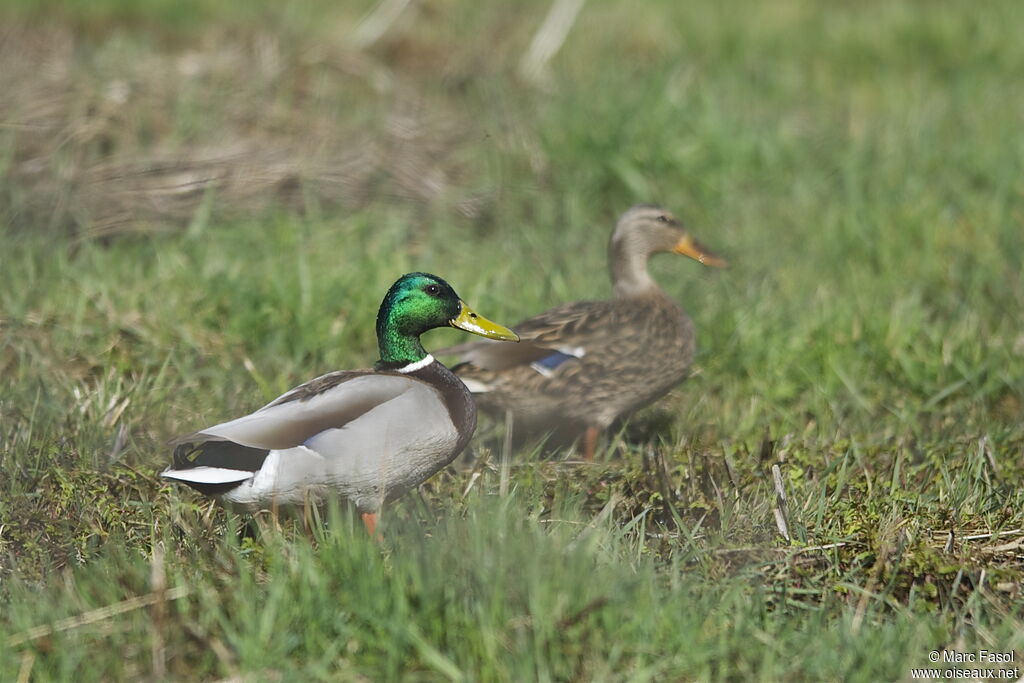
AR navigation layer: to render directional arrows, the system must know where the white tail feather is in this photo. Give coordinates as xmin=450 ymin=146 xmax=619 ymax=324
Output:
xmin=161 ymin=466 xmax=253 ymax=485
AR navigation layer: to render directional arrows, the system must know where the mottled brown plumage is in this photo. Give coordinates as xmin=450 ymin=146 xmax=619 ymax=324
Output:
xmin=437 ymin=205 xmax=725 ymax=459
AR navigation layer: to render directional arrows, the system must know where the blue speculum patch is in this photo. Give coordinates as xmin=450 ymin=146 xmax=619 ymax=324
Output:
xmin=536 ymin=351 xmax=576 ymax=370
xmin=530 ymin=350 xmax=581 ymax=377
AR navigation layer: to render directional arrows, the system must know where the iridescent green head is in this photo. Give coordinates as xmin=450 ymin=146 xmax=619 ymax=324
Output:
xmin=375 ymin=272 xmax=518 ymax=369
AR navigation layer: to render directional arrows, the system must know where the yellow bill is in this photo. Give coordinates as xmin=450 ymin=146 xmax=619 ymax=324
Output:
xmin=450 ymin=302 xmax=520 ymax=341
xmin=673 ymin=235 xmax=728 ymax=268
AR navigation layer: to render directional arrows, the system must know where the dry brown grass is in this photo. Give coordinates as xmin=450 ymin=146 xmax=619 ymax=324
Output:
xmin=0 ymin=17 xmax=524 ymax=239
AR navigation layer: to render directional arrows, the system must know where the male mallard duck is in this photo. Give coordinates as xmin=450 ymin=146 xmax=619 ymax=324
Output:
xmin=436 ymin=205 xmax=725 ymax=461
xmin=161 ymin=272 xmax=519 ymax=535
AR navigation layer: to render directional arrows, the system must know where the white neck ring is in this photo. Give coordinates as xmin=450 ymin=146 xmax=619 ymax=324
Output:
xmin=396 ymin=354 xmax=435 ymax=373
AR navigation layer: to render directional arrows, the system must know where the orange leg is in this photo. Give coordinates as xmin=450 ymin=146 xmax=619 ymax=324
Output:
xmin=582 ymin=426 xmax=600 ymax=462
xmin=270 ymin=497 xmax=282 ymax=531
xmin=302 ymin=493 xmax=314 ymax=538
xmin=361 ymin=512 xmax=379 ymax=538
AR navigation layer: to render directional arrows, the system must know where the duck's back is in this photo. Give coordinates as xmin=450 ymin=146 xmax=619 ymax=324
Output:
xmin=448 ymin=292 xmax=695 ymax=433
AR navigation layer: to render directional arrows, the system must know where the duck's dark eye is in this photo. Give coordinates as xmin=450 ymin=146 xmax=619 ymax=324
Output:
xmin=656 ymin=215 xmax=670 ymax=223
xmin=425 ymin=284 xmax=440 ymax=296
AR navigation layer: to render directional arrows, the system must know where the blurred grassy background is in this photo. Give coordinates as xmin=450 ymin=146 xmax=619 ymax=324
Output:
xmin=2 ymin=0 xmax=1023 ymax=680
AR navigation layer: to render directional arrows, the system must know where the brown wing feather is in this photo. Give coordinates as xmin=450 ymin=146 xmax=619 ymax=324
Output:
xmin=439 ymin=294 xmax=696 ymax=432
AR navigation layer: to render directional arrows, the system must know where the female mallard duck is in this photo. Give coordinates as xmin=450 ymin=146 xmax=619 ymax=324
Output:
xmin=161 ymin=272 xmax=519 ymax=535
xmin=437 ymin=205 xmax=725 ymax=461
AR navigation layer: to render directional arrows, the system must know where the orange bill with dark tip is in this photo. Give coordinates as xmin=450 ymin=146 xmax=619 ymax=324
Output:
xmin=673 ymin=235 xmax=727 ymax=268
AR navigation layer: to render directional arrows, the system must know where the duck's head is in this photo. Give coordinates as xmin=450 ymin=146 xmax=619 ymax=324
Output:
xmin=608 ymin=205 xmax=726 ymax=297
xmin=376 ymin=272 xmax=519 ymax=368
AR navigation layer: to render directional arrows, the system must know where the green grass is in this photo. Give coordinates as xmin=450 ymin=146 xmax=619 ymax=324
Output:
xmin=2 ymin=0 xmax=1024 ymax=680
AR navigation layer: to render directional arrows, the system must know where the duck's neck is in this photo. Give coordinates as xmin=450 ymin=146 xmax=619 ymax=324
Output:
xmin=609 ymin=239 xmax=659 ymax=299
xmin=375 ymin=327 xmax=430 ymax=370
xmin=375 ymin=333 xmax=428 ymax=369
xmin=375 ymin=307 xmax=430 ymax=368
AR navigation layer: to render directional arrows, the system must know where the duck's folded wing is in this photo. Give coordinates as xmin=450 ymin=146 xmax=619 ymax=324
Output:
xmin=174 ymin=371 xmax=423 ymax=451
